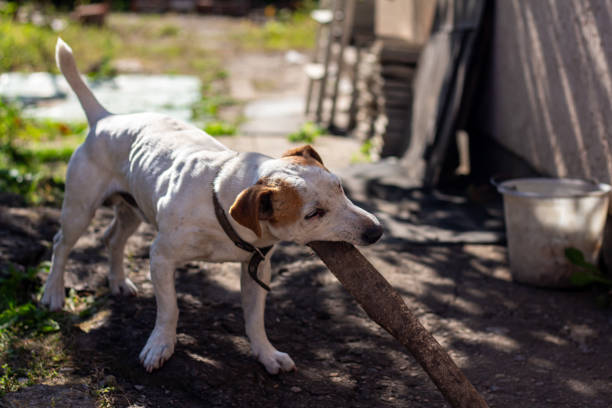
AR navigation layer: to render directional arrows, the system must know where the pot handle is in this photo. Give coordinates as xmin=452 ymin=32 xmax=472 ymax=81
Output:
xmin=490 ymin=174 xmax=515 ymax=191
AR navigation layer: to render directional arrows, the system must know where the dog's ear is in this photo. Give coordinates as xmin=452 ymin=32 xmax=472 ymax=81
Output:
xmin=282 ymin=145 xmax=324 ymax=166
xmin=229 ymin=182 xmax=274 ymax=238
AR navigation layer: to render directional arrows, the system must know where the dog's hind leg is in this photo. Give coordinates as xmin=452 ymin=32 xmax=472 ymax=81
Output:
xmin=41 ymin=151 xmax=109 ymax=311
xmin=102 ymin=200 xmax=141 ymax=295
xmin=241 ymin=256 xmax=296 ymax=374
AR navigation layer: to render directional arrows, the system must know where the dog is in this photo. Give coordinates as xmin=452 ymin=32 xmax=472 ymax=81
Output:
xmin=41 ymin=38 xmax=383 ymax=374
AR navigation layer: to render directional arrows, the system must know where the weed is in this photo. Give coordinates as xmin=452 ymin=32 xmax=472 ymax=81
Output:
xmin=350 ymin=139 xmax=374 ymax=164
xmin=288 ymin=121 xmax=323 ymax=144
xmin=565 ymin=247 xmax=612 ymax=287
xmin=0 ymin=363 xmax=19 ymax=395
xmin=0 ymin=99 xmax=83 ymax=205
xmin=86 ymin=54 xmax=118 ymax=81
xmin=0 ymin=98 xmax=21 ymax=155
xmin=204 ymin=121 xmax=237 ymax=136
xmin=95 ymin=385 xmax=116 ymax=408
xmin=192 ymin=96 xmax=224 ymax=119
xmin=0 ymin=14 xmax=120 ymax=73
xmin=158 ymin=23 xmax=180 ymax=37
xmin=0 ymin=262 xmax=67 ymax=396
xmin=191 ymin=94 xmax=240 ymax=136
xmin=0 ymin=263 xmax=60 ymax=336
xmin=0 ymin=2 xmax=19 ymax=19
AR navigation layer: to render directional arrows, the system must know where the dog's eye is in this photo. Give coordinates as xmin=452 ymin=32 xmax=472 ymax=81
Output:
xmin=305 ymin=208 xmax=326 ymax=220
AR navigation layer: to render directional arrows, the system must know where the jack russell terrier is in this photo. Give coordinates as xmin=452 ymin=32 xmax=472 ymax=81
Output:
xmin=42 ymin=38 xmax=383 ymax=374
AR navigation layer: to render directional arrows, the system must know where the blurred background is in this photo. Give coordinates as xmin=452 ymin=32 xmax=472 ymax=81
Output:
xmin=3 ymin=2 xmax=612 ymax=407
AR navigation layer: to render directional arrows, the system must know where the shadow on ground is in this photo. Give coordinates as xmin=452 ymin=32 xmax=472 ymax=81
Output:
xmin=2 ymin=164 xmax=612 ymax=407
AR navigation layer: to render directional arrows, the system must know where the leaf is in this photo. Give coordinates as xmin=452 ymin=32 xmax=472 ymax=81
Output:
xmin=569 ymin=270 xmax=598 ymax=287
xmin=565 ymin=247 xmax=585 ymax=265
xmin=570 ymin=270 xmax=612 ymax=287
xmin=38 ymin=318 xmax=59 ymax=333
xmin=565 ymin=247 xmax=600 ymax=274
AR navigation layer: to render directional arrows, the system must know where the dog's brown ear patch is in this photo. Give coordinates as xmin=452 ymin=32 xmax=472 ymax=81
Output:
xmin=269 ymin=180 xmax=303 ymax=227
xmin=229 ymin=182 xmax=274 ymax=238
xmin=282 ymin=145 xmax=324 ymax=167
xmin=229 ymin=179 xmax=304 ymax=237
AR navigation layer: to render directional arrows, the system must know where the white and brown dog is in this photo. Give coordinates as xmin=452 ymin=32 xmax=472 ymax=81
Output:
xmin=42 ymin=39 xmax=383 ymax=374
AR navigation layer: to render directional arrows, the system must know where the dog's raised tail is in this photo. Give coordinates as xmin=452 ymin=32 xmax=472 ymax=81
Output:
xmin=55 ymin=38 xmax=109 ymax=125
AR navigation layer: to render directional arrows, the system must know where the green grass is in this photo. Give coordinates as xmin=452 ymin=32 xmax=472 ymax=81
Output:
xmin=0 ymin=99 xmax=84 ymax=205
xmin=0 ymin=16 xmax=119 ymax=73
xmin=0 ymin=261 xmax=108 ymax=396
xmin=1 ymin=7 xmax=317 ymax=206
xmin=0 ymin=263 xmax=59 ymax=336
xmin=288 ymin=121 xmax=323 ymax=144
xmin=0 ymin=12 xmax=225 ymax=78
xmin=350 ymin=139 xmax=374 ymax=164
xmin=0 ymin=262 xmax=61 ymax=396
xmin=232 ymin=10 xmax=316 ymax=51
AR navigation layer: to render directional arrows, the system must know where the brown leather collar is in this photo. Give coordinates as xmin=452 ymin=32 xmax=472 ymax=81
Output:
xmin=212 ymin=159 xmax=273 ymax=291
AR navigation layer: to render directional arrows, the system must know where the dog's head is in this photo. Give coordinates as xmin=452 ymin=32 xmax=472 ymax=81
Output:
xmin=229 ymin=145 xmax=383 ymax=246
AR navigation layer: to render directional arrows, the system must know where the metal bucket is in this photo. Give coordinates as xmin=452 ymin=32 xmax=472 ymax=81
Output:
xmin=495 ymin=178 xmax=611 ymax=287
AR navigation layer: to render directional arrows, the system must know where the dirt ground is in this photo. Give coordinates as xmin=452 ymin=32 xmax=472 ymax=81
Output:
xmin=2 ymin=161 xmax=612 ymax=408
xmin=2 ymin=12 xmax=612 ymax=408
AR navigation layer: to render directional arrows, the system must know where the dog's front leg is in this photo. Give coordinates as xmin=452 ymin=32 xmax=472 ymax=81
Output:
xmin=139 ymin=240 xmax=178 ymax=372
xmin=241 ymin=256 xmax=295 ymax=374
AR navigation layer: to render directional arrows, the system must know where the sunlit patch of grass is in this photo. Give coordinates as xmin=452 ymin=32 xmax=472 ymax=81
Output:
xmin=158 ymin=23 xmax=180 ymax=37
xmin=204 ymin=121 xmax=236 ymax=136
xmin=0 ymin=335 xmax=64 ymax=396
xmin=0 ymin=263 xmax=64 ymax=396
xmin=288 ymin=121 xmax=323 ymax=144
xmin=1 ymin=99 xmax=85 ymax=205
xmin=0 ymin=13 xmax=224 ymax=80
xmin=0 ymin=263 xmax=60 ymax=337
xmin=0 ymin=261 xmax=109 ymax=397
xmin=0 ymin=16 xmax=119 ymax=74
xmin=350 ymin=139 xmax=374 ymax=164
xmin=232 ymin=10 xmax=316 ymax=51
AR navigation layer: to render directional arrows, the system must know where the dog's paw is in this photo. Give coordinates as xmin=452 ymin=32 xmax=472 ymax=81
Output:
xmin=139 ymin=329 xmax=176 ymax=372
xmin=41 ymin=284 xmax=65 ymax=311
xmin=110 ymin=277 xmax=138 ymax=296
xmin=257 ymin=350 xmax=296 ymax=374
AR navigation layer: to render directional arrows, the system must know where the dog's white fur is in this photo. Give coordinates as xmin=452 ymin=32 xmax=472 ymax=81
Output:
xmin=41 ymin=38 xmax=383 ymax=374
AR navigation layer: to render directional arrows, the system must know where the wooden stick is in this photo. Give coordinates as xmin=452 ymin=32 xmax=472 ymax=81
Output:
xmin=308 ymin=241 xmax=488 ymax=408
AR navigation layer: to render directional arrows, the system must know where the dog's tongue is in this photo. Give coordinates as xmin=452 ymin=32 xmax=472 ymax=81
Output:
xmin=307 ymin=241 xmax=488 ymax=408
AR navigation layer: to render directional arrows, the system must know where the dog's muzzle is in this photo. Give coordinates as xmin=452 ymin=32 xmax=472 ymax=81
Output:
xmin=361 ymin=225 xmax=383 ymax=245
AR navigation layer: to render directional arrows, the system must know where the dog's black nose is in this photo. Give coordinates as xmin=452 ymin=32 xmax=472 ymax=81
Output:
xmin=361 ymin=225 xmax=383 ymax=244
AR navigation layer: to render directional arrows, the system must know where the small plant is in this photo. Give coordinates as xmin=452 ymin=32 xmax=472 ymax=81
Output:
xmin=565 ymin=247 xmax=612 ymax=287
xmin=350 ymin=139 xmax=374 ymax=164
xmin=0 ymin=99 xmax=83 ymax=205
xmin=0 ymin=263 xmax=60 ymax=336
xmin=0 ymin=98 xmax=22 ymax=158
xmin=0 ymin=363 xmax=19 ymax=395
xmin=158 ymin=23 xmax=180 ymax=37
xmin=191 ymin=94 xmax=237 ymax=121
xmin=288 ymin=122 xmax=323 ymax=144
xmin=204 ymin=121 xmax=237 ymax=136
xmin=86 ymin=54 xmax=117 ymax=81
xmin=0 ymin=262 xmax=68 ymax=396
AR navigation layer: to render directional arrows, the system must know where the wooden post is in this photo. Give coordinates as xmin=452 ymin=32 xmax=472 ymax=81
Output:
xmin=308 ymin=241 xmax=488 ymax=408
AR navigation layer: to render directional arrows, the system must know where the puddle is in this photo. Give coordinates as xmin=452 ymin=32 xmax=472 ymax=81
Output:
xmin=0 ymin=72 xmax=201 ymax=122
